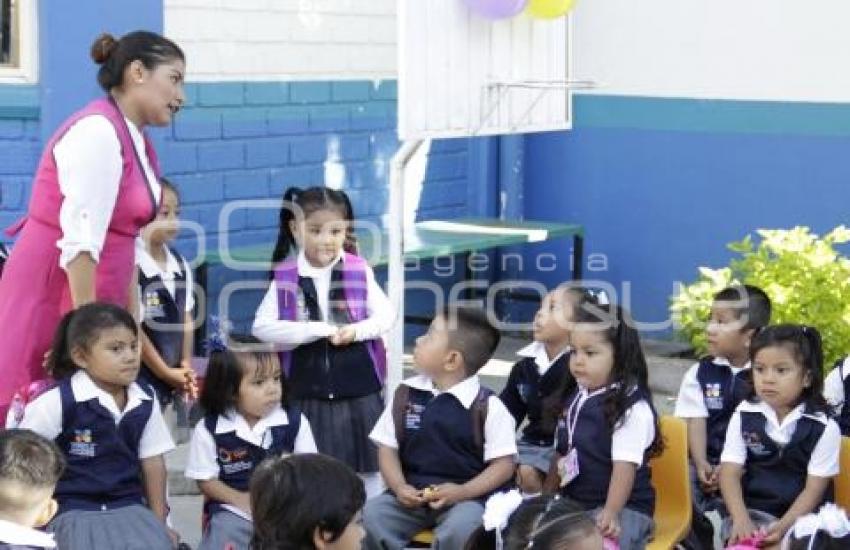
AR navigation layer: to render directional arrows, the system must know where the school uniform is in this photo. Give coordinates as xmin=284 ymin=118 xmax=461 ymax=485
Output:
xmin=186 ymin=406 xmax=317 ymax=550
xmin=19 ymin=371 xmax=175 ymax=550
xmin=823 ymin=356 xmax=850 ymax=435
xmin=363 ymin=374 xmax=517 ymax=550
xmin=499 ymin=341 xmax=573 ymax=473
xmin=253 ymin=250 xmax=394 ymax=474
xmin=719 ymin=400 xmax=840 ymax=541
xmin=0 ymin=520 xmax=56 ymax=549
xmin=136 ymin=242 xmax=194 ymax=407
xmin=556 ymin=384 xmax=657 ymax=549
xmin=675 ymin=354 xmax=752 ymax=548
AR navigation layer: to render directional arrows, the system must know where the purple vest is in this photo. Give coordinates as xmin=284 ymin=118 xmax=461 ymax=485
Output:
xmin=273 ymin=252 xmax=387 ymax=384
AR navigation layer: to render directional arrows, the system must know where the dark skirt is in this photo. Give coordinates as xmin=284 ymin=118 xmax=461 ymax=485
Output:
xmin=296 ymin=391 xmax=383 ymax=473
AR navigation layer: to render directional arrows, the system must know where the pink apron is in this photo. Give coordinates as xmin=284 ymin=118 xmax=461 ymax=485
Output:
xmin=0 ymin=97 xmax=160 ymax=418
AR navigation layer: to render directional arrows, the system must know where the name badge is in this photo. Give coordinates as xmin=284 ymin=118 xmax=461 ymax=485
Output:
xmin=558 ymin=447 xmax=580 ymax=487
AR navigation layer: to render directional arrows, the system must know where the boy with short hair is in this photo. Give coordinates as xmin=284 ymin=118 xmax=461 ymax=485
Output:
xmin=364 ymin=306 xmax=517 ymax=550
xmin=0 ymin=429 xmax=65 ymax=549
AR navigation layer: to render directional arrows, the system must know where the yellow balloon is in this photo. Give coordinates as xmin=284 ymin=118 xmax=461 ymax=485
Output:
xmin=526 ymin=0 xmax=576 ymax=19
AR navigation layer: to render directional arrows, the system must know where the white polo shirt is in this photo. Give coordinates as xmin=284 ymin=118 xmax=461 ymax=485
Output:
xmin=0 ymin=519 xmax=57 ymax=548
xmin=516 ymin=341 xmax=571 ymax=376
xmin=136 ymin=242 xmax=195 ymax=319
xmin=185 ymin=406 xmax=317 ymax=481
xmin=18 ymin=370 xmax=175 ymax=459
xmin=674 ymin=357 xmax=751 ymax=418
xmin=823 ymin=356 xmax=850 ymax=416
xmin=720 ymin=400 xmax=840 ymax=477
xmin=565 ymin=385 xmax=657 ymax=466
xmin=370 ymin=374 xmax=518 ymax=462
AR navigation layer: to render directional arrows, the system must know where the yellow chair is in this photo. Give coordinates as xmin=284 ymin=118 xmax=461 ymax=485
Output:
xmin=646 ymin=416 xmax=691 ymax=550
xmin=835 ymin=437 xmax=850 ymax=510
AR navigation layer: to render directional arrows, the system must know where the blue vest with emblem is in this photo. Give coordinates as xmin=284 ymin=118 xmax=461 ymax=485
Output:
xmin=739 ymin=405 xmax=828 ymax=517
xmin=137 ymin=247 xmax=187 ymax=403
xmin=556 ymin=386 xmax=656 ymax=517
xmin=500 ymin=353 xmax=574 ymax=447
xmin=54 ymin=379 xmax=151 ymax=512
xmin=397 ymin=384 xmax=493 ymax=490
xmin=695 ymin=357 xmax=752 ymax=464
xmin=203 ymin=406 xmax=301 ymax=513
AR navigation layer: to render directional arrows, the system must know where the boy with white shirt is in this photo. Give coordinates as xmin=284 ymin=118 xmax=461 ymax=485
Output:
xmin=674 ymin=285 xmax=771 ymax=549
xmin=363 ymin=306 xmax=517 ymax=550
xmin=0 ymin=430 xmax=64 ymax=550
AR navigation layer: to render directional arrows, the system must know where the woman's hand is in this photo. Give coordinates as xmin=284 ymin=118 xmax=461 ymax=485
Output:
xmin=329 ymin=325 xmax=356 ymax=346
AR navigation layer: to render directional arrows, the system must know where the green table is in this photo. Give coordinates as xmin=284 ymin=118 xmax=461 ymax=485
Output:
xmin=194 ymin=218 xmax=584 ymax=346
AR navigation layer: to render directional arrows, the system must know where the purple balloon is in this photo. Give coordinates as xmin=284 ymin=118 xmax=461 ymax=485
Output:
xmin=463 ymin=0 xmax=528 ymax=19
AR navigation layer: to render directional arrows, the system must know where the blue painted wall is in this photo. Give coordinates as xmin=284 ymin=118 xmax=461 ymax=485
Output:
xmin=159 ymin=80 xmax=483 ymax=331
xmin=524 ymin=95 xmax=850 ymax=334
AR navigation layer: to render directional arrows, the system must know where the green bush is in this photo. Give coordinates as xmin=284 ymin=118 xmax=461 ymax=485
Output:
xmin=670 ymin=226 xmax=850 ymax=369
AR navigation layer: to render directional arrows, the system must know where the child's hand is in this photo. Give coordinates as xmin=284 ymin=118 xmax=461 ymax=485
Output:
xmin=728 ymin=517 xmax=759 ymax=545
xmin=161 ymin=365 xmax=194 ymax=392
xmin=696 ymin=461 xmax=719 ymax=493
xmin=760 ymin=521 xmax=788 ymax=548
xmin=426 ymin=483 xmax=466 ymax=509
xmin=329 ymin=325 xmax=356 ymax=346
xmin=178 ymin=363 xmax=199 ymax=400
xmin=596 ymin=508 xmax=621 ymax=539
xmin=395 ymin=484 xmax=425 ymax=508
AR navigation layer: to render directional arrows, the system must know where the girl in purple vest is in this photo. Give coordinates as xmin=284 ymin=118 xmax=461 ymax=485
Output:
xmin=544 ymin=301 xmax=663 ymax=549
xmin=137 ymin=178 xmax=197 ymax=420
xmin=719 ymin=325 xmax=840 ymax=548
xmin=18 ymin=303 xmax=177 ymax=549
xmin=186 ymin=333 xmax=317 ymax=550
xmin=253 ymin=186 xmax=394 ymax=497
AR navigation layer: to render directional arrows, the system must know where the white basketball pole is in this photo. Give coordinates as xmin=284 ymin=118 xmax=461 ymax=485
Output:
xmin=387 ymin=139 xmax=424 ymax=400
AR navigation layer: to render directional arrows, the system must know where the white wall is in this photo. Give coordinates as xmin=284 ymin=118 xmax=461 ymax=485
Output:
xmin=572 ymin=0 xmax=850 ymax=102
xmin=164 ymin=0 xmax=396 ymax=81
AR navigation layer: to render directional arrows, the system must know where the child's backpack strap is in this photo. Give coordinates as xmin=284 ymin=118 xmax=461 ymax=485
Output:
xmin=58 ymin=379 xmax=77 ymax=434
xmin=392 ymin=384 xmax=411 ymax=447
xmin=470 ymin=387 xmax=493 ymax=451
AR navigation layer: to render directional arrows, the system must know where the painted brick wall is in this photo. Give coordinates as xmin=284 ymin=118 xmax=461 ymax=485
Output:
xmin=0 ymin=118 xmax=40 ymax=240
xmin=164 ymin=0 xmax=396 ymax=81
xmin=158 ymin=79 xmax=474 ymax=330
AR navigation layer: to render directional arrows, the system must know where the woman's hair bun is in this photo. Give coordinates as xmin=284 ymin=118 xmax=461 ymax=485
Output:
xmin=90 ymin=33 xmax=118 ymax=65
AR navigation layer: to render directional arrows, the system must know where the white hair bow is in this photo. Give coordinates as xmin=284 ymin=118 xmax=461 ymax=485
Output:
xmin=483 ymin=490 xmax=524 ymax=549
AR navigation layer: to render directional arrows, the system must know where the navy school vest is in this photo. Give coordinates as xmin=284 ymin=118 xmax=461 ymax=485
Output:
xmin=695 ymin=357 xmax=752 ymax=464
xmin=556 ymin=386 xmax=656 ymax=517
xmin=54 ymin=379 xmax=152 ymax=512
xmin=394 ymin=383 xmax=494 ymax=490
xmin=501 ymin=353 xmax=574 ymax=447
xmin=203 ymin=406 xmax=301 ymax=513
xmin=834 ymin=357 xmax=850 ymax=436
xmin=739 ymin=406 xmax=830 ymax=517
xmin=137 ymin=247 xmax=187 ymax=402
xmin=273 ymin=254 xmax=384 ymax=400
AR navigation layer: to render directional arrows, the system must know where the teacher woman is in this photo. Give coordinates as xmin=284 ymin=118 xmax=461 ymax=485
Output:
xmin=0 ymin=31 xmax=186 ymax=419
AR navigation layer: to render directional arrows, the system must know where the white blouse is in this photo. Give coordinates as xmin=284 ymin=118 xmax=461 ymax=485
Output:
xmin=54 ymin=114 xmax=161 ymax=270
xmin=252 ymin=250 xmax=395 ymax=351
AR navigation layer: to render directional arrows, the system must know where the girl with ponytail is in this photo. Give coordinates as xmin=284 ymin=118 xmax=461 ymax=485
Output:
xmin=254 ymin=186 xmax=394 ymax=498
xmin=17 ymin=303 xmax=178 ymax=549
xmin=719 ymin=325 xmax=841 ymax=548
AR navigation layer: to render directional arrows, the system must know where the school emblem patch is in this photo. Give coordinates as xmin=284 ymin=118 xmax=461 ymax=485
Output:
xmin=404 ymin=402 xmax=426 ymax=431
xmin=144 ymin=290 xmax=166 ymax=319
xmin=704 ymin=383 xmax=724 ymax=410
xmin=217 ymin=447 xmax=253 ymax=475
xmin=742 ymin=430 xmax=771 ymax=457
xmin=69 ymin=429 xmax=96 ymax=457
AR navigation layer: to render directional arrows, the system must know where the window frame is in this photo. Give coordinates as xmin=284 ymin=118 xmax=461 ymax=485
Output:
xmin=0 ymin=0 xmax=38 ymax=84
